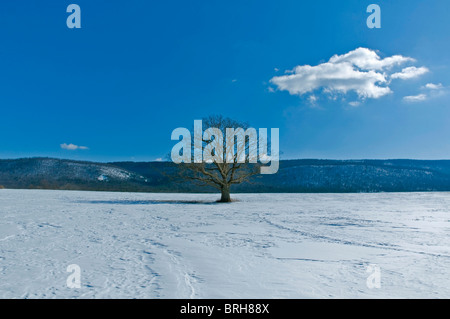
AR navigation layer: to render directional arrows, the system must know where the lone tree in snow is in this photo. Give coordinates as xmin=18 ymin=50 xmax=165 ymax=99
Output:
xmin=172 ymin=115 xmax=262 ymax=202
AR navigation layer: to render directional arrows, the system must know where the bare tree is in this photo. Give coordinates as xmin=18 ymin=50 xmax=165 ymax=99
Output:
xmin=174 ymin=115 xmax=261 ymax=202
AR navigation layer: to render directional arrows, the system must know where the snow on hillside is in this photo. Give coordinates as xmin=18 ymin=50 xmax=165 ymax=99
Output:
xmin=0 ymin=158 xmax=137 ymax=182
xmin=99 ymin=167 xmax=132 ymax=181
xmin=0 ymin=189 xmax=449 ymax=298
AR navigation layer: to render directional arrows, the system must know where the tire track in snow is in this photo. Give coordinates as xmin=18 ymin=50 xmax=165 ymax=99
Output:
xmin=261 ymin=216 xmax=450 ymax=259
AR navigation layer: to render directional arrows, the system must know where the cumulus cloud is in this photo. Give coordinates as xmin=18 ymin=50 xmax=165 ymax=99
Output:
xmin=60 ymin=143 xmax=89 ymax=150
xmin=391 ymin=66 xmax=429 ymax=80
xmin=328 ymin=48 xmax=414 ymax=70
xmin=271 ymin=61 xmax=391 ymax=99
xmin=270 ymin=48 xmax=428 ymax=104
xmin=403 ymin=94 xmax=427 ymax=102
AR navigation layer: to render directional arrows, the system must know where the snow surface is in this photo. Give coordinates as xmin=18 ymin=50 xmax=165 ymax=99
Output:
xmin=0 ymin=189 xmax=449 ymax=299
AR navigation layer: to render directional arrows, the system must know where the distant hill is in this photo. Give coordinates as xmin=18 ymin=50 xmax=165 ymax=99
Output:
xmin=1 ymin=157 xmax=450 ymax=193
xmin=0 ymin=158 xmax=151 ymax=192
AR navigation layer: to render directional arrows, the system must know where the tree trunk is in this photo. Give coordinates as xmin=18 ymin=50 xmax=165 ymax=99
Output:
xmin=219 ymin=185 xmax=231 ymax=202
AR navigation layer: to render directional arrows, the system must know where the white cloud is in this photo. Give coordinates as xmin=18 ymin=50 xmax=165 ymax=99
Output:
xmin=155 ymin=158 xmax=163 ymax=162
xmin=391 ymin=66 xmax=429 ymax=80
xmin=60 ymin=143 xmax=89 ymax=150
xmin=403 ymin=94 xmax=427 ymax=102
xmin=403 ymin=83 xmax=447 ymax=103
xmin=328 ymin=47 xmax=414 ymax=70
xmin=270 ymin=48 xmax=428 ymax=104
xmin=423 ymin=83 xmax=443 ymax=90
xmin=308 ymin=95 xmax=318 ymax=103
xmin=271 ymin=60 xmax=391 ymax=99
xmin=348 ymin=101 xmax=361 ymax=107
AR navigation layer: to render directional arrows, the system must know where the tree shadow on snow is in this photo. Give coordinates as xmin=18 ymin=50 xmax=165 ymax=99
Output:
xmin=75 ymin=199 xmax=224 ymax=205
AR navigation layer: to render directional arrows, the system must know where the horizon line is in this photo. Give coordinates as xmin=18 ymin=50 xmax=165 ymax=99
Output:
xmin=1 ymin=156 xmax=450 ymax=164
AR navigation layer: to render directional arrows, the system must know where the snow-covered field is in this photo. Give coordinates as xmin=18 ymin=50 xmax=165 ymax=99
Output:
xmin=0 ymin=189 xmax=449 ymax=299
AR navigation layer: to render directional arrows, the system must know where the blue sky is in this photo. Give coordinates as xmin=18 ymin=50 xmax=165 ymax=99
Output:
xmin=0 ymin=0 xmax=449 ymax=162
